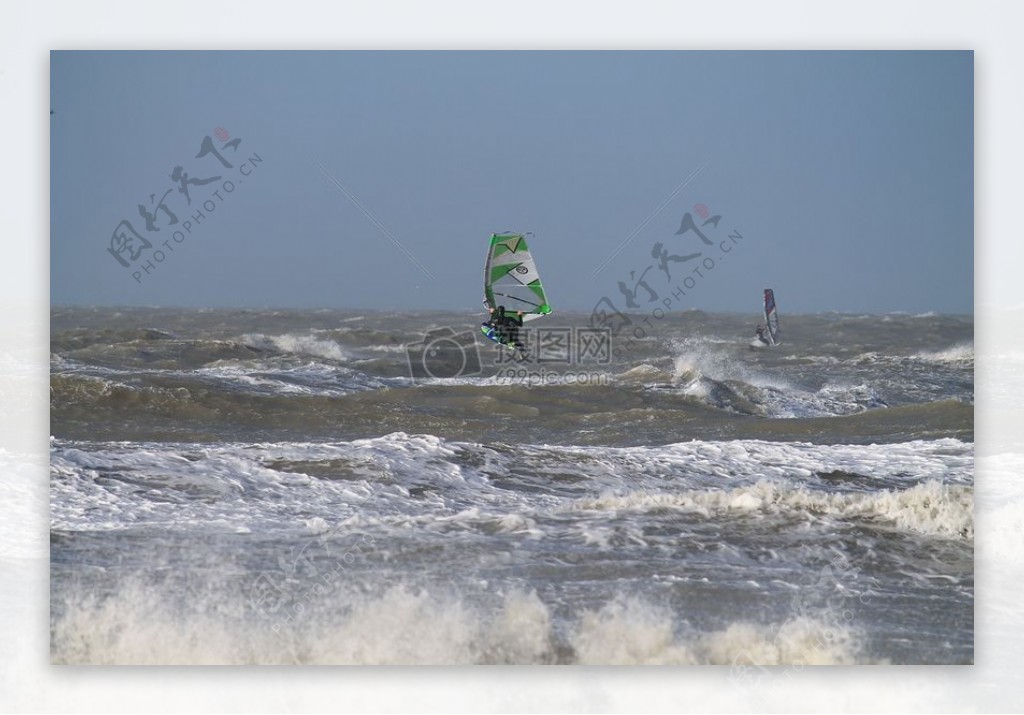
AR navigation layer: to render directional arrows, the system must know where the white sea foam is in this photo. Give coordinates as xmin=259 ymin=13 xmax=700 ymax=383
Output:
xmin=618 ymin=363 xmax=672 ymax=384
xmin=914 ymin=342 xmax=974 ymax=364
xmin=855 ymin=342 xmax=974 ymax=367
xmin=570 ymin=479 xmax=972 ymax=539
xmin=572 ymin=595 xmax=869 ymax=665
xmin=194 ymin=360 xmax=390 ymax=396
xmin=241 ymin=333 xmax=350 ymax=362
xmin=49 ymin=432 xmax=973 ymax=667
xmin=50 ymin=434 xmax=973 ymax=539
xmin=50 ymin=579 xmax=871 ymax=665
xmin=674 ymin=338 xmax=789 ymax=389
xmin=668 ymin=338 xmax=888 ymax=418
xmin=358 ymin=343 xmax=408 ymax=354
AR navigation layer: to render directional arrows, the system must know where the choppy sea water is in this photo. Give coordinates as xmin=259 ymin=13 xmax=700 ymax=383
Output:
xmin=50 ymin=307 xmax=973 ymax=664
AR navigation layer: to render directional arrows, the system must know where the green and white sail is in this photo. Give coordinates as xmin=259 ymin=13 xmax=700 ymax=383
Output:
xmin=483 ymin=232 xmax=552 ymax=322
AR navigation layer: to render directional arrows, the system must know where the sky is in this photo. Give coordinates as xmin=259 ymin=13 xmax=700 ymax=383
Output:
xmin=50 ymin=51 xmax=973 ymax=314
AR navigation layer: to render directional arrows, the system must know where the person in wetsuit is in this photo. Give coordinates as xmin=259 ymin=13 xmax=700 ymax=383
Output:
xmin=754 ymin=325 xmax=770 ymax=346
xmin=487 ymin=305 xmax=525 ymax=349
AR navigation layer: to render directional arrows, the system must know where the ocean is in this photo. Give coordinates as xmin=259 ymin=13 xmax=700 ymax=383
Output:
xmin=49 ymin=307 xmax=973 ymax=665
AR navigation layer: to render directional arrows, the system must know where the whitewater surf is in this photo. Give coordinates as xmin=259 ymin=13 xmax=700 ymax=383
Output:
xmin=50 ymin=306 xmax=973 ymax=664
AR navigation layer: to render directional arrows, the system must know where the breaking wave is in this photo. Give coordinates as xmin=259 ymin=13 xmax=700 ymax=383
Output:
xmin=51 ymin=580 xmax=873 ymax=665
xmin=914 ymin=342 xmax=974 ymax=365
xmin=241 ymin=333 xmax=350 ymax=363
xmin=571 ymin=479 xmax=973 ymax=539
xmin=50 ymin=434 xmax=973 ymax=539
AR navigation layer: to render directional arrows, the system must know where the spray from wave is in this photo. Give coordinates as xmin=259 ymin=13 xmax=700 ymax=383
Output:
xmin=666 ymin=338 xmax=888 ymax=418
xmin=571 ymin=479 xmax=973 ymax=539
xmin=914 ymin=342 xmax=974 ymax=365
xmin=51 ymin=578 xmax=875 ymax=665
xmin=241 ymin=333 xmax=350 ymax=363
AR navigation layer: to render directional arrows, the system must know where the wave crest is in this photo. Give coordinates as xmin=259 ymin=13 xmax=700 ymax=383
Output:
xmin=51 ymin=579 xmax=873 ymax=665
xmin=571 ymin=479 xmax=973 ymax=539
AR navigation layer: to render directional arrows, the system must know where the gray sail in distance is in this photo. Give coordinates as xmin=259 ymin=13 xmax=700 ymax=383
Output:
xmin=764 ymin=288 xmax=780 ymax=346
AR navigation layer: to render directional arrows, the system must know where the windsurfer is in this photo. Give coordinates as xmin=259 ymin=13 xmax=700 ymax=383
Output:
xmin=488 ymin=305 xmax=525 ymax=349
xmin=755 ymin=325 xmax=770 ymax=346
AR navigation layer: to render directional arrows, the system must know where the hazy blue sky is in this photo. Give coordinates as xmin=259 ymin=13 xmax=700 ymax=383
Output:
xmin=51 ymin=51 xmax=972 ymax=314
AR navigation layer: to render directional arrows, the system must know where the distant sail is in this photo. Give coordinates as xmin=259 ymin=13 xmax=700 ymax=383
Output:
xmin=483 ymin=233 xmax=552 ymax=322
xmin=763 ymin=288 xmax=780 ymax=346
